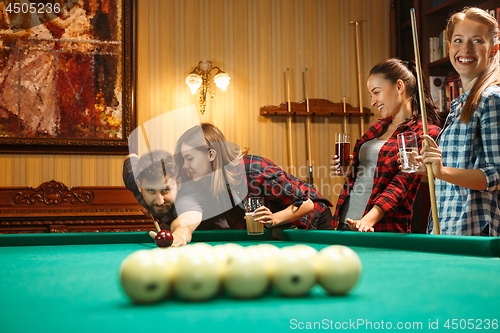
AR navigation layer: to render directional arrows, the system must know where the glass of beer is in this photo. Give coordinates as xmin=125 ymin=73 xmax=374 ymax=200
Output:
xmin=335 ymin=133 xmax=350 ymax=174
xmin=244 ymin=196 xmax=265 ymax=235
xmin=397 ymin=132 xmax=419 ymax=173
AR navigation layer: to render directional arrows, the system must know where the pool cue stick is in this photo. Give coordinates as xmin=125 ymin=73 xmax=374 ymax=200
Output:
xmin=305 ymin=68 xmax=314 ymax=186
xmin=140 ymin=123 xmax=163 ymax=233
xmin=350 ymin=19 xmax=364 ymax=135
xmin=410 ymin=8 xmax=440 ymax=234
xmin=149 ymin=213 xmax=161 ymax=233
xmin=139 ymin=123 xmax=152 ymax=156
xmin=342 ymin=96 xmax=347 ymax=133
xmin=287 ymin=68 xmax=294 ymax=171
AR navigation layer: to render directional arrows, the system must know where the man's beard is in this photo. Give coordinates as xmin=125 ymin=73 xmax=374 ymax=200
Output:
xmin=148 ymin=201 xmax=173 ymax=217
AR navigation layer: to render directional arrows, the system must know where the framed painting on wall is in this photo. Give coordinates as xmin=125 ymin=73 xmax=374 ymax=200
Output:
xmin=0 ymin=0 xmax=136 ymax=154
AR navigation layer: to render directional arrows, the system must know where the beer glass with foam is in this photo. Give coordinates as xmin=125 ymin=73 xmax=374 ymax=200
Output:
xmin=243 ymin=197 xmax=265 ymax=235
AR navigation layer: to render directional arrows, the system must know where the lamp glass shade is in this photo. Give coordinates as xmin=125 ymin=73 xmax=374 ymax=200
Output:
xmin=214 ymin=73 xmax=231 ymax=91
xmin=199 ymin=59 xmax=212 ymax=72
xmin=186 ymin=74 xmax=202 ymax=94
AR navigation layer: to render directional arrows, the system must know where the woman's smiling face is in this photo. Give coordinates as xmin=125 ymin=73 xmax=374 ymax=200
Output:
xmin=449 ymin=18 xmax=499 ymax=89
xmin=180 ymin=143 xmax=213 ymax=181
xmin=367 ymin=74 xmax=404 ymax=119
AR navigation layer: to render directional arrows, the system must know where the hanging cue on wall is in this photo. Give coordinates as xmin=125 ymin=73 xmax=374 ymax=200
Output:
xmin=305 ymin=68 xmax=314 ymax=187
xmin=350 ymin=19 xmax=364 ymax=135
xmin=286 ymin=68 xmax=294 ymax=173
xmin=342 ymin=96 xmax=347 ymax=134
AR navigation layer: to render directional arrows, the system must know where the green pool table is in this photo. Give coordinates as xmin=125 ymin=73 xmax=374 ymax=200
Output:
xmin=1 ymin=230 xmax=499 ymax=333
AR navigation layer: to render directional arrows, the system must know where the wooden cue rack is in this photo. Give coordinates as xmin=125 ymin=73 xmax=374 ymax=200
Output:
xmin=260 ymin=98 xmax=372 ymax=117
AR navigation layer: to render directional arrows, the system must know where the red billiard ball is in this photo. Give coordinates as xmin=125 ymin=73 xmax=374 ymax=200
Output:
xmin=155 ymin=230 xmax=174 ymax=248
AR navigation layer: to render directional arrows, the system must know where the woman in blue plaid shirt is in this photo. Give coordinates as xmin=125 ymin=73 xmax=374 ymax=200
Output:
xmin=417 ymin=8 xmax=500 ymax=236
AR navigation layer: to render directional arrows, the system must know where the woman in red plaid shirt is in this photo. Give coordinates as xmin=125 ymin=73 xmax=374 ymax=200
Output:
xmin=331 ymin=59 xmax=443 ymax=233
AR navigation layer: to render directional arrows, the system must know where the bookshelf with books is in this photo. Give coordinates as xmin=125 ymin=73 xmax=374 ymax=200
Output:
xmin=430 ymin=74 xmax=463 ymax=113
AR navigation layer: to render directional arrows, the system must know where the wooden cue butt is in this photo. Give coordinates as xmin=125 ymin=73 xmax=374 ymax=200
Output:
xmin=426 ymin=166 xmax=440 ymax=235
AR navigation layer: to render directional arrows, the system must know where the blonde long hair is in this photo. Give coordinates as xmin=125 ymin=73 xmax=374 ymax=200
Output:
xmin=175 ymin=123 xmax=245 ymax=197
xmin=446 ymin=7 xmax=500 ymax=123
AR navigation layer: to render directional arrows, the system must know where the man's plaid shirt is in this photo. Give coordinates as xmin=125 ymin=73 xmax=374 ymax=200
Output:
xmin=333 ymin=117 xmax=441 ymax=232
xmin=427 ymin=86 xmax=500 ymax=236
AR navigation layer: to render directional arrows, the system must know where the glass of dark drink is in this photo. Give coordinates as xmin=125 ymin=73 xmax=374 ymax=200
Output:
xmin=335 ymin=133 xmax=350 ymax=175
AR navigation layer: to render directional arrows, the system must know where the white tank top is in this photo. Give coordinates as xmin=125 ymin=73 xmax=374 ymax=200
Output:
xmin=339 ymin=138 xmax=387 ymax=222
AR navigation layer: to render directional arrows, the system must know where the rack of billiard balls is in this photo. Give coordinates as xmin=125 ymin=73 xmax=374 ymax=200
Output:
xmin=119 ymin=243 xmax=362 ymax=303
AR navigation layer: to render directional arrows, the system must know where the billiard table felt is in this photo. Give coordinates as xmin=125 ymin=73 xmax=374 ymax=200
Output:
xmin=0 ymin=230 xmax=499 ymax=333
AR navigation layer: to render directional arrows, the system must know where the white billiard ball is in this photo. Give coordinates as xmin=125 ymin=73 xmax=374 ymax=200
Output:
xmin=272 ymin=247 xmax=316 ymax=297
xmin=173 ymin=251 xmax=220 ymax=301
xmin=290 ymin=244 xmax=318 ymax=257
xmin=188 ymin=242 xmax=213 ymax=253
xmin=248 ymin=244 xmax=281 ymax=280
xmin=289 ymin=244 xmax=319 ymax=271
xmin=151 ymin=247 xmax=181 ymax=285
xmin=223 ymin=248 xmax=268 ymax=298
xmin=217 ymin=244 xmax=248 ymax=268
xmin=316 ymin=245 xmax=362 ymax=295
xmin=211 ymin=246 xmax=230 ymax=282
xmin=256 ymin=243 xmax=281 ymax=257
xmin=119 ymin=250 xmax=170 ymax=303
xmin=215 ymin=243 xmax=244 ymax=257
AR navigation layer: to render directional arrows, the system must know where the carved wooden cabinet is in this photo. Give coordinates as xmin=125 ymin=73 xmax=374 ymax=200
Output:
xmin=0 ymin=180 xmax=152 ymax=234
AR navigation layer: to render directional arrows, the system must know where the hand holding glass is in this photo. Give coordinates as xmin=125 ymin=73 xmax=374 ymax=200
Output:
xmin=397 ymin=132 xmax=419 ymax=173
xmin=244 ymin=197 xmax=265 ymax=235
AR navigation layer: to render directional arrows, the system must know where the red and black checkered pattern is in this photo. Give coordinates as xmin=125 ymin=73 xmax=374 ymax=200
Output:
xmin=333 ymin=117 xmax=441 ymax=233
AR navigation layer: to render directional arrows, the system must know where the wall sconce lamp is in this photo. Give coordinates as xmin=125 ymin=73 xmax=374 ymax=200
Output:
xmin=185 ymin=59 xmax=230 ymax=114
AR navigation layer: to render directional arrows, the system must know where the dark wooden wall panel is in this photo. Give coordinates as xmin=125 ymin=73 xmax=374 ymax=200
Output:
xmin=0 ymin=180 xmax=152 ymax=234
